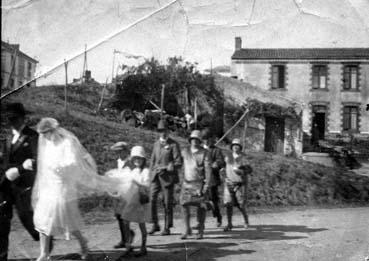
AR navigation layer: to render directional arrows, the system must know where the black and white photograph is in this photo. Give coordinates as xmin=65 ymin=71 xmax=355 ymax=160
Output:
xmin=1 ymin=0 xmax=369 ymax=260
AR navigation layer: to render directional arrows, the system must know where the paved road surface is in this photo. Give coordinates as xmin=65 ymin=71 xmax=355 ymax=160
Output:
xmin=8 ymin=207 xmax=369 ymax=261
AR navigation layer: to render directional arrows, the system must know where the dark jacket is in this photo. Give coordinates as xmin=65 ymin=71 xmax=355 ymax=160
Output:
xmin=150 ymin=137 xmax=182 ymax=186
xmin=205 ymin=145 xmax=225 ymax=186
xmin=0 ymin=126 xmax=38 ymax=218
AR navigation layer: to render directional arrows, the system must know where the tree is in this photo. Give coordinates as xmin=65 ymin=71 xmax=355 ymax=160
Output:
xmin=110 ymin=56 xmax=223 ymax=131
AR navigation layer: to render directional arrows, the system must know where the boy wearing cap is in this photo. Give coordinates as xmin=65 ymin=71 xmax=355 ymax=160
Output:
xmin=149 ymin=120 xmax=182 ymax=236
xmin=107 ymin=141 xmax=135 ymax=249
xmin=179 ymin=130 xmax=212 ymax=240
xmin=1 ymin=103 xmax=39 ymax=260
xmin=223 ymin=138 xmax=252 ymax=231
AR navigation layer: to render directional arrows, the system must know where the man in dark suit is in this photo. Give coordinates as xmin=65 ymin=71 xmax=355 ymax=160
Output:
xmin=200 ymin=129 xmax=224 ymax=227
xmin=149 ymin=120 xmax=182 ymax=236
xmin=0 ymin=103 xmax=39 ymax=261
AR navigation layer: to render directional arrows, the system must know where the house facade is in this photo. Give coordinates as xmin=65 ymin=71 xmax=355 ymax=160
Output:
xmin=230 ymin=37 xmax=369 ymax=150
xmin=1 ymin=41 xmax=38 ymax=91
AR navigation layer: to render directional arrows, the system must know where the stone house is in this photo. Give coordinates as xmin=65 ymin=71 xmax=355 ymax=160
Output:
xmin=230 ymin=37 xmax=369 ymax=150
xmin=215 ymin=75 xmax=303 ymax=156
xmin=1 ymin=41 xmax=38 ymax=91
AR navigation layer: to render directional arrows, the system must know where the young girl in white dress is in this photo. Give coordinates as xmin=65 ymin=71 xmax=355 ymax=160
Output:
xmin=32 ymin=118 xmax=125 ymax=261
xmin=119 ymin=146 xmax=150 ymax=257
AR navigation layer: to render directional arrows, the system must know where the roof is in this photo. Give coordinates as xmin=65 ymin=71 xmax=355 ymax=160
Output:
xmin=214 ymin=75 xmax=301 ymax=113
xmin=232 ymin=48 xmax=369 ymax=60
xmin=1 ymin=41 xmax=38 ymax=63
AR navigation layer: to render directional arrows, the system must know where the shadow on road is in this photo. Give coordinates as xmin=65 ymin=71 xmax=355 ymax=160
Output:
xmin=8 ymin=225 xmax=327 ymax=261
xmin=205 ymin=224 xmax=327 ymax=241
xmin=9 ymin=244 xmax=255 ymax=261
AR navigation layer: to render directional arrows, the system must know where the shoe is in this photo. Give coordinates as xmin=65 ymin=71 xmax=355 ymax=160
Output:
xmin=216 ymin=220 xmax=222 ymax=228
xmin=113 ymin=241 xmax=125 ymax=249
xmin=120 ymin=247 xmax=133 ymax=258
xmin=160 ymin=228 xmax=170 ymax=236
xmin=80 ymin=239 xmax=89 ymax=260
xmin=49 ymin=236 xmax=55 ymax=253
xmin=223 ymin=224 xmax=233 ymax=232
xmin=195 ymin=233 xmax=203 ymax=240
xmin=36 ymin=255 xmax=50 ymax=261
xmin=148 ymin=224 xmax=160 ymax=235
xmin=129 ymin=229 xmax=135 ymax=243
xmin=244 ymin=223 xmax=249 ymax=229
xmin=134 ymin=247 xmax=147 ymax=257
xmin=180 ymin=229 xmax=192 ymax=240
xmin=192 ymin=224 xmax=200 ymax=230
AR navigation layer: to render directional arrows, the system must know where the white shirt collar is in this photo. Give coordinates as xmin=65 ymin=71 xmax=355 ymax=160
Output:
xmin=11 ymin=124 xmax=26 ymax=144
xmin=233 ymin=152 xmax=241 ymax=159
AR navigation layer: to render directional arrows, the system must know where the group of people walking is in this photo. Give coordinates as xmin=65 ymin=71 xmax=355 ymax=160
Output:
xmin=0 ymin=102 xmax=252 ymax=261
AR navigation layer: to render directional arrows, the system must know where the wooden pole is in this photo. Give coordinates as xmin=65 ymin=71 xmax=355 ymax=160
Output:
xmin=242 ymin=116 xmax=248 ymax=152
xmin=111 ymin=49 xmax=116 ymax=84
xmin=215 ymin=106 xmax=249 ymax=146
xmin=160 ymin=84 xmax=165 ymax=119
xmin=97 ymin=78 xmax=109 ymax=113
xmin=64 ymin=59 xmax=68 ymax=112
xmin=194 ymin=97 xmax=198 ymax=129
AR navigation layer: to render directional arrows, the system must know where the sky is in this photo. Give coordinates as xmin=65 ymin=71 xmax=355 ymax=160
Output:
xmin=2 ymin=0 xmax=369 ymax=85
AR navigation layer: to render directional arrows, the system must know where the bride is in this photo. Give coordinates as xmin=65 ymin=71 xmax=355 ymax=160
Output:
xmin=32 ymin=118 xmax=126 ymax=261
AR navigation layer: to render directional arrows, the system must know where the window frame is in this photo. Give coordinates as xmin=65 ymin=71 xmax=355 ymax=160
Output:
xmin=27 ymin=61 xmax=32 ymax=78
xmin=343 ymin=64 xmax=359 ymax=91
xmin=342 ymin=105 xmax=359 ymax=132
xmin=271 ymin=64 xmax=286 ymax=89
xmin=312 ymin=64 xmax=328 ymax=89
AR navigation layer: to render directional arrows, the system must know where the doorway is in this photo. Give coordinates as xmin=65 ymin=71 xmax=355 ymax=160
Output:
xmin=311 ymin=105 xmax=326 ymax=145
xmin=265 ymin=117 xmax=285 ymax=154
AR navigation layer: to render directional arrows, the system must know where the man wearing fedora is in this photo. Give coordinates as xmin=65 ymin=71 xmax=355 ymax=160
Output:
xmin=222 ymin=138 xmax=252 ymax=232
xmin=0 ymin=103 xmax=39 ymax=260
xmin=149 ymin=120 xmax=182 ymax=236
xmin=179 ymin=130 xmax=212 ymax=240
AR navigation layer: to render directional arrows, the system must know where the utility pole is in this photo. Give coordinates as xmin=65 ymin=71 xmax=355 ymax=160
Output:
xmin=64 ymin=59 xmax=68 ymax=112
xmin=97 ymin=77 xmax=109 ymax=113
xmin=111 ymin=49 xmax=116 ymax=85
xmin=210 ymin=58 xmax=213 ymax=75
xmin=160 ymin=84 xmax=165 ymax=120
xmin=82 ymin=44 xmax=88 ymax=83
xmin=194 ymin=97 xmax=198 ymax=129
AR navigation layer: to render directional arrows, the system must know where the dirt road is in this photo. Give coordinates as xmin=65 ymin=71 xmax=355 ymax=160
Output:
xmin=8 ymin=207 xmax=369 ymax=261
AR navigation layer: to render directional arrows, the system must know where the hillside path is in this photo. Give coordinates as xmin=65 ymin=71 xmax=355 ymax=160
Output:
xmin=8 ymin=207 xmax=369 ymax=261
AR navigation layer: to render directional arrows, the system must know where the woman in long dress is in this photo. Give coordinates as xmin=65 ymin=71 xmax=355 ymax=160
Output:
xmin=32 ymin=118 xmax=122 ymax=261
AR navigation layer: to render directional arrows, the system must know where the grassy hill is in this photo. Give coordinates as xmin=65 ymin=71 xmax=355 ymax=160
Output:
xmin=1 ymin=85 xmax=369 ymax=210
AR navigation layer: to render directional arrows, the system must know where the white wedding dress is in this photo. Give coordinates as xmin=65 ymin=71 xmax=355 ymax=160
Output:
xmin=33 ymin=138 xmax=83 ymax=239
xmin=33 ymin=125 xmax=134 ymax=239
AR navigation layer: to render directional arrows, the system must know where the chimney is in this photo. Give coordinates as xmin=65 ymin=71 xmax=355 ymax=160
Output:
xmin=235 ymin=37 xmax=242 ymax=51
